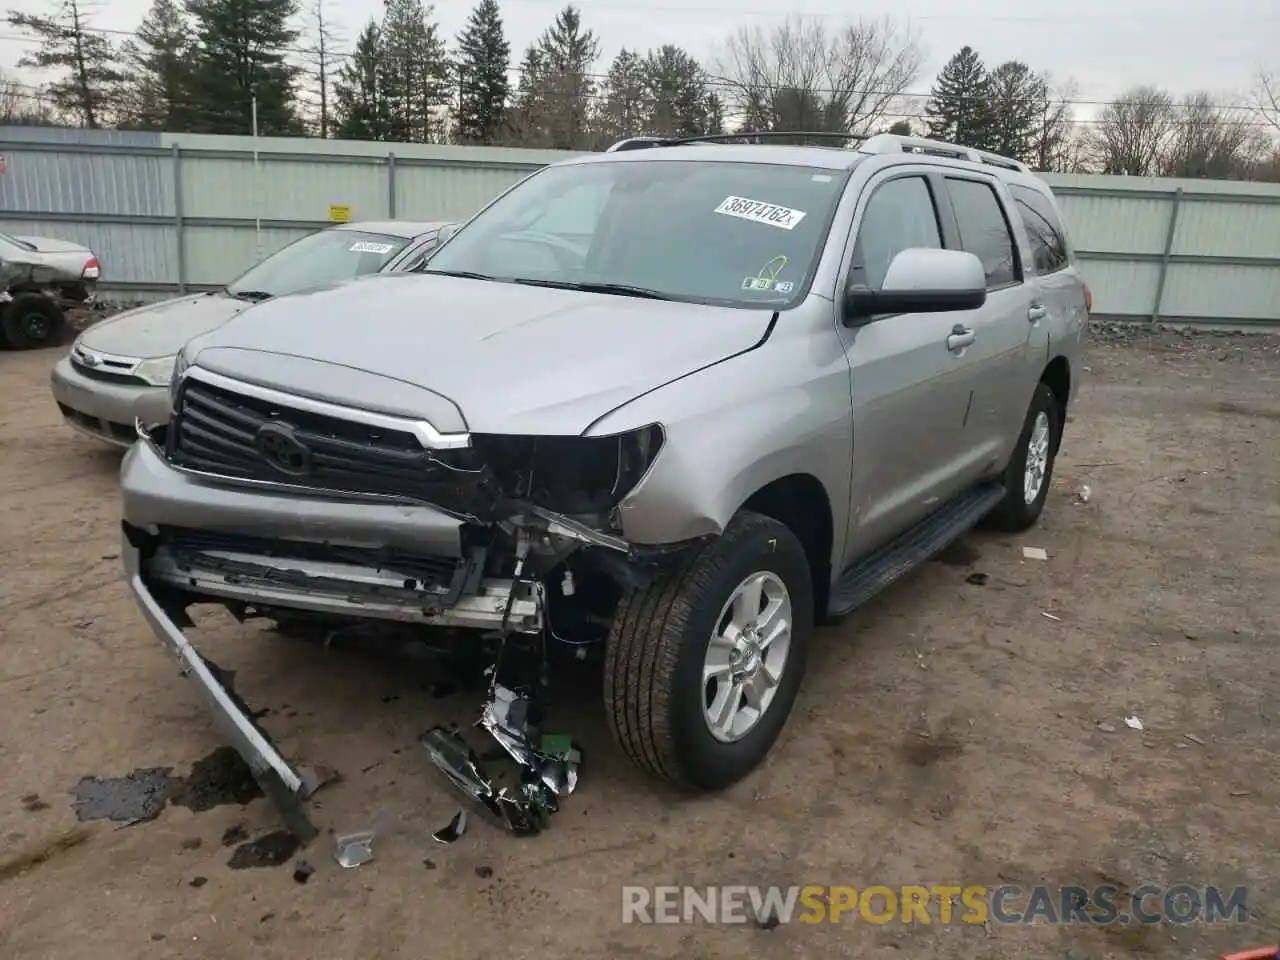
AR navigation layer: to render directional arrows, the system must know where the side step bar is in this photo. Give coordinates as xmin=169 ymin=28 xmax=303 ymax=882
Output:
xmin=826 ymin=482 xmax=1005 ymax=620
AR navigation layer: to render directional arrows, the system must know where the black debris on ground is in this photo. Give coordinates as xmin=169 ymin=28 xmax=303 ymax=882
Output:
xmin=227 ymin=831 xmax=302 ymax=869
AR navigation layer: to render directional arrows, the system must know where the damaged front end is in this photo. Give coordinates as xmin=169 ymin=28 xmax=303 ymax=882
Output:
xmin=122 ymin=368 xmax=686 ymax=836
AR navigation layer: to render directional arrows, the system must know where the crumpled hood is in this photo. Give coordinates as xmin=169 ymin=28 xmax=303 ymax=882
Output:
xmin=187 ymin=272 xmax=772 ymax=435
xmin=80 ymin=292 xmax=251 ymax=359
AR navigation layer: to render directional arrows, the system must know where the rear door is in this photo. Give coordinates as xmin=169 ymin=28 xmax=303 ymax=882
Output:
xmin=936 ymin=173 xmax=1039 ymax=479
xmin=838 ymin=168 xmax=987 ymax=559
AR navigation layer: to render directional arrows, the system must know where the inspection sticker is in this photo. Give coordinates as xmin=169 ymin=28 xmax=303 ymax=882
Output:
xmin=714 ymin=196 xmax=807 ymax=230
xmin=349 ymin=241 xmax=395 ymax=254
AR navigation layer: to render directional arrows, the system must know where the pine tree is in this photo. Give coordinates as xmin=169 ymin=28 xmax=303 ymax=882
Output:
xmin=986 ymin=61 xmax=1047 ymax=163
xmin=454 ymin=0 xmax=510 ymax=144
xmin=924 ymin=46 xmax=993 ymax=149
xmin=643 ymin=45 xmax=717 ymax=138
xmin=184 ymin=0 xmax=302 ymax=135
xmin=5 ymin=0 xmax=125 ymax=127
xmin=594 ymin=48 xmax=647 ymax=142
xmin=333 ymin=20 xmax=388 ymax=139
xmin=378 ymin=0 xmax=451 ymax=143
xmin=510 ymin=5 xmax=598 ymax=148
xmin=118 ymin=0 xmax=193 ymax=130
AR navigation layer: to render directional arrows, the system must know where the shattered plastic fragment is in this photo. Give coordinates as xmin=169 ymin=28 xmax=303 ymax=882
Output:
xmin=333 ymin=831 xmax=375 ymax=868
xmin=432 ymin=809 xmax=469 ymax=844
xmin=420 ymin=683 xmax=582 ymax=836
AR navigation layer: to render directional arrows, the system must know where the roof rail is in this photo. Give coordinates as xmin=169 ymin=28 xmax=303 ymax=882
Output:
xmin=604 ymin=131 xmax=871 ymax=152
xmin=858 ymin=133 xmax=1031 ymax=174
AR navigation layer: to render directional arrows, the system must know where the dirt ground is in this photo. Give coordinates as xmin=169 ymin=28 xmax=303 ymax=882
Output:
xmin=2 ymin=325 xmax=1279 ymax=960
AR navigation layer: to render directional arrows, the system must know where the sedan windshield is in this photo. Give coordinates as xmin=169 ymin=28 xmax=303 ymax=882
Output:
xmin=424 ymin=159 xmax=849 ymax=308
xmin=227 ymin=228 xmax=410 ymax=300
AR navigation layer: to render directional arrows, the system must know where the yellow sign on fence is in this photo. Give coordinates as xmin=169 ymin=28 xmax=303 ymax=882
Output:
xmin=327 ymin=204 xmax=351 ymax=223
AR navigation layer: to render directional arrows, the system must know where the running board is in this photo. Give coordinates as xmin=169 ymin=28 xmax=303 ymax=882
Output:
xmin=826 ymin=482 xmax=1005 ymax=620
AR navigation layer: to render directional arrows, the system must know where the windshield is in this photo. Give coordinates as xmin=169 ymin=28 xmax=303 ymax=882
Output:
xmin=424 ymin=159 xmax=848 ymax=308
xmin=227 ymin=228 xmax=410 ymax=299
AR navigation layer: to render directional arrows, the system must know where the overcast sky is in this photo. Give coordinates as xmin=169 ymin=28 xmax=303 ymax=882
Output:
xmin=1 ymin=0 xmax=1275 ymax=114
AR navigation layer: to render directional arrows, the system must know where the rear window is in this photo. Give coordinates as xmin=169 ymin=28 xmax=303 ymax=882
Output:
xmin=1009 ymin=184 xmax=1070 ymax=274
xmin=944 ymin=177 xmax=1020 ymax=288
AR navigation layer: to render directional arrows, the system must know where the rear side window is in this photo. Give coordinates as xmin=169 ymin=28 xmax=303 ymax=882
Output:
xmin=1009 ymin=184 xmax=1070 ymax=274
xmin=944 ymin=177 xmax=1019 ymax=288
xmin=851 ymin=175 xmax=943 ymax=290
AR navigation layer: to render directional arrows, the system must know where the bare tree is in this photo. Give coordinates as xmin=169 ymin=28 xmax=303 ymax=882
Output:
xmin=1031 ymin=74 xmax=1079 ymax=172
xmin=0 ymin=66 xmax=55 ymax=123
xmin=1086 ymin=85 xmax=1176 ymax=176
xmin=712 ymin=14 xmax=922 ymax=137
xmin=1160 ymin=92 xmax=1265 ymax=180
xmin=300 ymin=0 xmax=344 ymax=137
xmin=1256 ymin=69 xmax=1279 ymax=134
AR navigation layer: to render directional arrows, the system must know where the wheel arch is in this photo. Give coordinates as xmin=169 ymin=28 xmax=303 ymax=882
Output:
xmin=739 ymin=473 xmax=834 ymax=620
xmin=1040 ymin=355 xmax=1070 ymax=451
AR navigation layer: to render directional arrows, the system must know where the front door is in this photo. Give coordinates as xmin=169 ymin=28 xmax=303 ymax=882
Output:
xmin=835 ymin=170 xmax=987 ymax=563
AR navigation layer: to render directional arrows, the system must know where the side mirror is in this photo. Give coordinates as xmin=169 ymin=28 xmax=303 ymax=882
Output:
xmin=844 ymin=248 xmax=987 ymax=326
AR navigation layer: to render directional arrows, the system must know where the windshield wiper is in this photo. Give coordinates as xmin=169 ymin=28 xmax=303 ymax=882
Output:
xmin=228 ymin=289 xmax=274 ymax=302
xmin=420 ymin=269 xmax=498 ymax=282
xmin=512 ymin=279 xmax=672 ymax=301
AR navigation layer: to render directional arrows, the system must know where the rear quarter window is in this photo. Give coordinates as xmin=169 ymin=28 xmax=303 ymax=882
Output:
xmin=1009 ymin=184 xmax=1070 ymax=275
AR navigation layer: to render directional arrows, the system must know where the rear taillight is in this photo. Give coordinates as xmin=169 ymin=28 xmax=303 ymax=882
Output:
xmin=1083 ymin=283 xmax=1092 ymax=313
xmin=83 ymin=256 xmax=100 ymax=280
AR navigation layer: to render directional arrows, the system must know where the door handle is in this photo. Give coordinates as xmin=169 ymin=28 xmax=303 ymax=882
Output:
xmin=946 ymin=326 xmax=976 ymax=351
xmin=1028 ymin=303 xmax=1047 ymax=323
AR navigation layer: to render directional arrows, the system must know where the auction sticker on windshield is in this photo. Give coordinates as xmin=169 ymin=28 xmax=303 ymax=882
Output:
xmin=714 ymin=196 xmax=807 ymax=231
xmin=349 ymin=241 xmax=395 ymax=254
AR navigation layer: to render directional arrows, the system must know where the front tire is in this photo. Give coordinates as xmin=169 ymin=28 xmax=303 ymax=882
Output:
xmin=985 ymin=381 xmax=1061 ymax=532
xmin=604 ymin=511 xmax=814 ymax=790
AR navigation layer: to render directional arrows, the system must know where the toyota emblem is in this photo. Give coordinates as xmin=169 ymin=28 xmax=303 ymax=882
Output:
xmin=254 ymin=421 xmax=311 ymax=477
xmin=75 ymin=348 xmax=101 ymax=367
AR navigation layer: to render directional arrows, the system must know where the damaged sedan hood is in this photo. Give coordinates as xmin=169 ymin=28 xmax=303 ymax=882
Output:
xmin=187 ymin=272 xmax=773 ymax=435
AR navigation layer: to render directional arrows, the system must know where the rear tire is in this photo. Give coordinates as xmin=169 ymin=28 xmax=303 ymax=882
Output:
xmin=604 ymin=511 xmax=814 ymax=790
xmin=1 ymin=294 xmax=68 ymax=350
xmin=984 ymin=381 xmax=1060 ymax=532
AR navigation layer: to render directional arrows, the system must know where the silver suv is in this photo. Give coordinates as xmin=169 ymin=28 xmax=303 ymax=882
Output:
xmin=120 ymin=133 xmax=1088 ymax=820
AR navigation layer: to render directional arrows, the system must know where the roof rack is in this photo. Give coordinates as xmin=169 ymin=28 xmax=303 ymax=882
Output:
xmin=857 ymin=133 xmax=1031 ymax=173
xmin=604 ymin=131 xmax=870 ymax=152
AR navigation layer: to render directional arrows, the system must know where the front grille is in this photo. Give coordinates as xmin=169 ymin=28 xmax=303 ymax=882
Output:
xmin=160 ymin=526 xmax=465 ymax=593
xmin=168 ymin=377 xmax=489 ymax=512
xmin=72 ymin=351 xmax=147 ymax=386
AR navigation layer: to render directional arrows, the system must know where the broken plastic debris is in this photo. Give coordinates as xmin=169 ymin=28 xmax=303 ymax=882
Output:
xmin=333 ymin=831 xmax=375 ymax=868
xmin=420 ymin=682 xmax=581 ymax=836
xmin=1041 ymin=611 xmax=1062 ymax=622
xmin=432 ymin=809 xmax=469 ymax=844
xmin=1124 ymin=716 xmax=1144 ymax=731
xmin=1075 ymin=485 xmax=1091 ymax=504
xmin=1022 ymin=546 xmax=1049 ymax=561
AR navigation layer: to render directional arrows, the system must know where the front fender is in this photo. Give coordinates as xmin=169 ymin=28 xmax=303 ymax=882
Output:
xmin=587 ymin=319 xmax=853 ymax=572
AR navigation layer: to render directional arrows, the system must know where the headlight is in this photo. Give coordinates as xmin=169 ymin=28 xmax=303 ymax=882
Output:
xmin=133 ymin=354 xmax=178 ymax=387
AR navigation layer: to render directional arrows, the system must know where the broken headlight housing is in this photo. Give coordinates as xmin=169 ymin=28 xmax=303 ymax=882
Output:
xmin=472 ymin=424 xmax=665 ymax=518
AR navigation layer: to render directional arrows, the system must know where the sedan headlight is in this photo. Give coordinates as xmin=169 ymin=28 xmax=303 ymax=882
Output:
xmin=133 ymin=354 xmax=178 ymax=387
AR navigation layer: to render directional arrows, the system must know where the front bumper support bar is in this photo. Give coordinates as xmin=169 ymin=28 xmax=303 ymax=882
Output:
xmin=124 ymin=533 xmax=320 ymax=839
